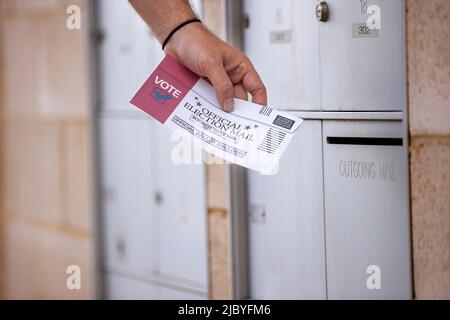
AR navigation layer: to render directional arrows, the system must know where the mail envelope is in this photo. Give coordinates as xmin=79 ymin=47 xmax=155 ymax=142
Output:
xmin=131 ymin=55 xmax=303 ymax=174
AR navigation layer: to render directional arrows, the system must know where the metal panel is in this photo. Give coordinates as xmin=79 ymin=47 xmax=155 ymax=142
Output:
xmin=247 ymin=120 xmax=326 ymax=299
xmin=292 ymin=111 xmax=403 ymax=121
xmin=319 ymin=0 xmax=405 ymax=111
xmin=105 ymin=272 xmax=207 ymax=300
xmin=243 ymin=0 xmax=320 ymax=110
xmin=97 ymin=0 xmax=163 ymax=111
xmin=99 ymin=118 xmax=156 ymax=271
xmin=99 ymin=119 xmax=208 ymax=288
xmin=323 ymin=120 xmax=412 ymax=299
xmin=97 ymin=0 xmax=208 ymax=298
xmin=151 ymin=125 xmax=208 ymax=285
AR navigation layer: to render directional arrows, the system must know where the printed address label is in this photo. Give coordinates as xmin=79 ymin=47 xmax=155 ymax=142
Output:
xmin=130 ymin=55 xmax=303 ymax=174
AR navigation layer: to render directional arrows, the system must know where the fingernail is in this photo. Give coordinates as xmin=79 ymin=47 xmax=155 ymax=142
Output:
xmin=223 ymin=99 xmax=234 ymax=112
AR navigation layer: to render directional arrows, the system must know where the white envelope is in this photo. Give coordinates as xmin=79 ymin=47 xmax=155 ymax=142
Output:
xmin=131 ymin=55 xmax=303 ymax=174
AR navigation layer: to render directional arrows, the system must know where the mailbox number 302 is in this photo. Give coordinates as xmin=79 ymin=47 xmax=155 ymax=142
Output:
xmin=358 ymin=25 xmax=372 ymax=35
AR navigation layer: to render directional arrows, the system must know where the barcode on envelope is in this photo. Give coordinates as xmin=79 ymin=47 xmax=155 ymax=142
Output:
xmin=257 ymin=128 xmax=287 ymax=154
xmin=259 ymin=106 xmax=273 ymax=116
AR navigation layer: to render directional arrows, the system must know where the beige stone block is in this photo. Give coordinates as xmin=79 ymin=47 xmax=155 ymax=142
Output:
xmin=206 ymin=163 xmax=231 ymax=208
xmin=2 ymin=221 xmax=38 ymax=299
xmin=3 ymin=220 xmax=93 ymax=299
xmin=1 ymin=0 xmax=89 ymax=119
xmin=410 ymin=136 xmax=450 ymax=299
xmin=1 ymin=16 xmax=35 ymax=117
xmin=2 ymin=121 xmax=63 ymax=225
xmin=0 ymin=0 xmax=85 ymax=18
xmin=201 ymin=0 xmax=226 ymax=39
xmin=61 ymin=0 xmax=85 ymax=11
xmin=32 ymin=12 xmax=89 ymax=119
xmin=207 ymin=207 xmax=231 ymax=299
xmin=0 ymin=0 xmax=60 ymax=14
xmin=407 ymin=0 xmax=450 ymax=136
xmin=61 ymin=123 xmax=92 ymax=232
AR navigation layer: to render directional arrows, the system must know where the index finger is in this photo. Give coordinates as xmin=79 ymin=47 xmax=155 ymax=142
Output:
xmin=241 ymin=60 xmax=267 ymax=106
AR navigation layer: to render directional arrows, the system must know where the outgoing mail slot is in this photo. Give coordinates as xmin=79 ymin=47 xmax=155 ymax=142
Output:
xmin=322 ymin=120 xmax=412 ymax=299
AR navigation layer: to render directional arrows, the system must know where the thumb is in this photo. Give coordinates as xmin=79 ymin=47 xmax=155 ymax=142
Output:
xmin=204 ymin=63 xmax=234 ymax=112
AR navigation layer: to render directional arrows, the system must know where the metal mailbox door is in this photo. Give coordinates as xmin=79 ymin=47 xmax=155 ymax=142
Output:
xmin=243 ymin=0 xmax=320 ymax=110
xmin=322 ymin=120 xmax=412 ymax=299
xmin=105 ymin=272 xmax=206 ymax=300
xmin=100 ymin=118 xmax=156 ymax=271
xmin=247 ymin=120 xmax=326 ymax=299
xmin=151 ymin=125 xmax=208 ymax=287
xmin=97 ymin=0 xmax=163 ymax=113
xmin=319 ymin=0 xmax=406 ymax=111
xmin=99 ymin=108 xmax=207 ymax=295
xmin=97 ymin=0 xmax=207 ymax=298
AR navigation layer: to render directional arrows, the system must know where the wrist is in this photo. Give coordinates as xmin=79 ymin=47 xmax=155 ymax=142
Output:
xmin=163 ymin=22 xmax=206 ymax=56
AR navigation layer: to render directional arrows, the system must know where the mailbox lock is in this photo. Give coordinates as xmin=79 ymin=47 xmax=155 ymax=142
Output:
xmin=316 ymin=1 xmax=329 ymax=22
xmin=154 ymin=190 xmax=163 ymax=205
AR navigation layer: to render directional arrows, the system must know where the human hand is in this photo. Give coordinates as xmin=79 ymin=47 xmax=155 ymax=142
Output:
xmin=164 ymin=23 xmax=267 ymax=112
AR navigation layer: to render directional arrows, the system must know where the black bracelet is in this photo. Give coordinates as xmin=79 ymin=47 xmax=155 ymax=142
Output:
xmin=162 ymin=18 xmax=202 ymax=50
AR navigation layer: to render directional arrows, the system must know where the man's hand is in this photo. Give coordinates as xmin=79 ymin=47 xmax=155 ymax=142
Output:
xmin=129 ymin=0 xmax=267 ymax=112
xmin=164 ymin=23 xmax=267 ymax=111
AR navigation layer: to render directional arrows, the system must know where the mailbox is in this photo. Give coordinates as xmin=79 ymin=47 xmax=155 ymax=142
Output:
xmin=241 ymin=0 xmax=411 ymax=299
xmin=244 ymin=0 xmax=405 ymax=111
xmin=323 ymin=120 xmax=411 ymax=299
xmin=319 ymin=0 xmax=406 ymax=110
xmin=100 ymin=118 xmax=156 ymax=271
xmin=97 ymin=0 xmax=208 ymax=299
xmin=243 ymin=0 xmax=320 ymax=110
xmin=105 ymin=272 xmax=206 ymax=300
xmin=100 ymin=119 xmax=207 ymax=286
xmin=247 ymin=121 xmax=326 ymax=299
xmin=97 ymin=0 xmax=163 ymax=113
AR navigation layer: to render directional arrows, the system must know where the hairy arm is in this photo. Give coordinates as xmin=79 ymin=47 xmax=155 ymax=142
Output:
xmin=128 ymin=0 xmax=197 ymax=44
xmin=129 ymin=0 xmax=267 ymax=111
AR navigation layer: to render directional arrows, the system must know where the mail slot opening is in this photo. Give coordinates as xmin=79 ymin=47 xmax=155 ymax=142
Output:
xmin=326 ymin=136 xmax=403 ymax=146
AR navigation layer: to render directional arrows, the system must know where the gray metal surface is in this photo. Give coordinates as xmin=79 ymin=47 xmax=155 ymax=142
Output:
xmin=99 ymin=99 xmax=207 ymax=296
xmin=242 ymin=0 xmax=411 ymax=300
xmin=100 ymin=118 xmax=156 ymax=272
xmin=225 ymin=0 xmax=251 ymax=300
xmin=99 ymin=117 xmax=208 ymax=286
xmin=150 ymin=124 xmax=208 ymax=285
xmin=96 ymin=0 xmax=208 ymax=298
xmin=247 ymin=120 xmax=327 ymax=299
xmin=105 ymin=272 xmax=207 ymax=300
xmin=319 ymin=0 xmax=406 ymax=110
xmin=243 ymin=0 xmax=405 ymax=112
xmin=322 ymin=120 xmax=412 ymax=299
xmin=97 ymin=0 xmax=163 ymax=112
xmin=243 ymin=0 xmax=320 ymax=110
xmin=292 ymin=111 xmax=403 ymax=121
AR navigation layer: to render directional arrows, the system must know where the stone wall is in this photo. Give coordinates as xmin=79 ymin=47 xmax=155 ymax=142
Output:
xmin=0 ymin=0 xmax=94 ymax=299
xmin=407 ymin=0 xmax=450 ymax=299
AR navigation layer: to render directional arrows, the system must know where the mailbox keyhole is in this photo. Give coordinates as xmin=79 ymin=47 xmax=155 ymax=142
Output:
xmin=316 ymin=1 xmax=329 ymax=22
